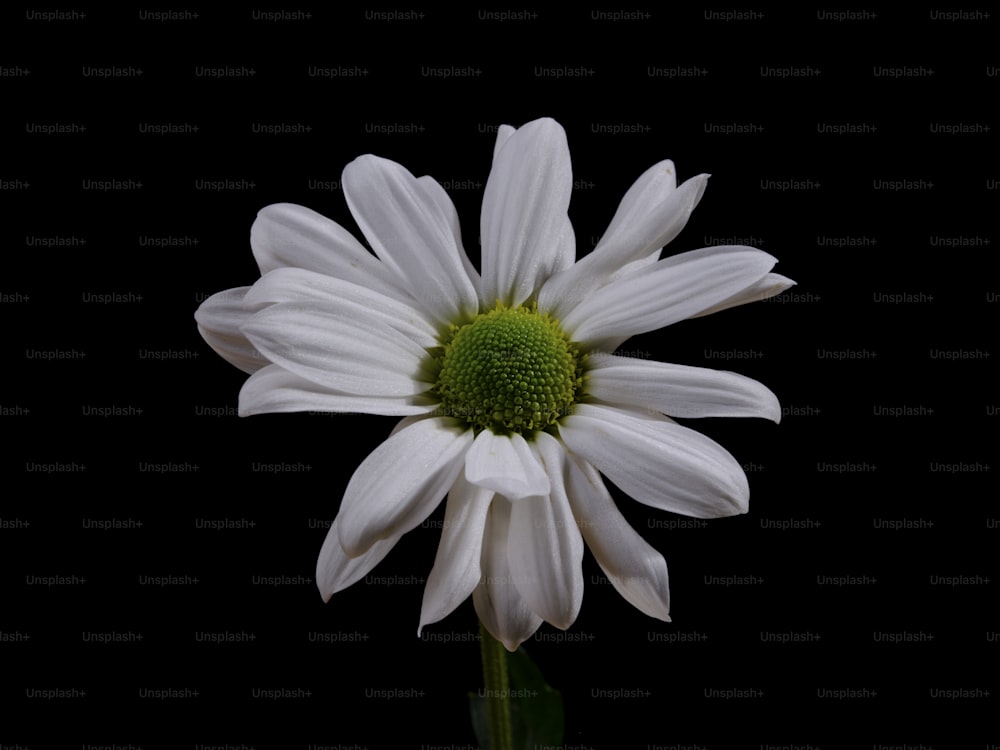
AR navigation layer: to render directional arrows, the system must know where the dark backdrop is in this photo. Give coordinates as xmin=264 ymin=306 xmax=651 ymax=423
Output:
xmin=3 ymin=6 xmax=996 ymax=749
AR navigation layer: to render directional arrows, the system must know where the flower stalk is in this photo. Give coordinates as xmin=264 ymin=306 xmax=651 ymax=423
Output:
xmin=479 ymin=621 xmax=513 ymax=750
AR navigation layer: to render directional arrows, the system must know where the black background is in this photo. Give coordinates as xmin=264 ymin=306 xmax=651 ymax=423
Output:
xmin=2 ymin=6 xmax=997 ymax=749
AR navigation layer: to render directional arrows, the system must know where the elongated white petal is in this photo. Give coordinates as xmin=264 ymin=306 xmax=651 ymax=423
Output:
xmin=388 ymin=413 xmax=432 ymax=438
xmin=418 ymin=474 xmax=494 ymax=636
xmin=559 ymin=403 xmax=749 ymax=518
xmin=194 ymin=287 xmax=269 ymax=374
xmin=492 ymin=124 xmax=516 ymax=163
xmin=238 ymin=364 xmax=437 ymax=417
xmin=465 ymin=430 xmax=550 ymax=500
xmin=242 ymin=302 xmax=430 ymax=397
xmin=599 ymin=168 xmax=706 ymax=261
xmin=316 ymin=516 xmax=400 ymax=602
xmin=538 ymin=169 xmax=708 ymax=319
xmin=506 ymin=433 xmax=584 ymax=629
xmin=586 ymin=356 xmax=781 ymax=422
xmin=480 ymin=118 xmax=572 ymax=307
xmin=417 ymin=175 xmax=483 ymax=301
xmin=552 ymin=215 xmax=577 ymax=275
xmin=689 ymin=273 xmax=797 ymax=318
xmin=250 ymin=203 xmax=407 ymax=300
xmin=336 ymin=417 xmax=473 ymax=557
xmin=473 ymin=497 xmax=543 ymax=652
xmin=342 ymin=155 xmax=479 ymax=326
xmin=563 ymin=453 xmax=671 ymax=620
xmin=562 ymin=246 xmax=776 ymax=349
xmin=245 ymin=267 xmax=439 ymax=349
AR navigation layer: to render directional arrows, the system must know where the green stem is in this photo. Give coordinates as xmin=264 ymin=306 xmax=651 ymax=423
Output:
xmin=479 ymin=621 xmax=513 ymax=750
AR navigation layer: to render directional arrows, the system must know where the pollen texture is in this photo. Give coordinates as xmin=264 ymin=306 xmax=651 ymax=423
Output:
xmin=433 ymin=304 xmax=584 ymax=435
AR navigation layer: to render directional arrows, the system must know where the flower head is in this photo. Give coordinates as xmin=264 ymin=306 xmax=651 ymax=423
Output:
xmin=195 ymin=118 xmax=794 ymax=651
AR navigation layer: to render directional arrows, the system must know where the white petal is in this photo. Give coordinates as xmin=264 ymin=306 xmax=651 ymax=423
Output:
xmin=238 ymin=364 xmax=437 ymax=417
xmin=250 ymin=203 xmax=407 ymax=300
xmin=194 ymin=287 xmax=269 ymax=374
xmin=563 ymin=453 xmax=671 ymax=621
xmin=465 ymin=430 xmax=551 ymax=501
xmin=336 ymin=417 xmax=473 ymax=557
xmin=245 ymin=267 xmax=440 ymax=349
xmin=417 ymin=175 xmax=483 ymax=302
xmin=473 ymin=497 xmax=543 ymax=652
xmin=242 ymin=302 xmax=431 ymax=397
xmin=689 ymin=273 xmax=797 ymax=318
xmin=506 ymin=433 xmax=584 ymax=629
xmin=599 ymin=182 xmax=706 ymax=287
xmin=552 ymin=215 xmax=577 ymax=275
xmin=598 ymin=167 xmax=705 ymax=262
xmin=480 ymin=117 xmax=573 ymax=307
xmin=342 ymin=155 xmax=479 ymax=326
xmin=538 ymin=169 xmax=708 ymax=319
xmin=388 ymin=413 xmax=431 ymax=438
xmin=559 ymin=403 xmax=749 ymax=518
xmin=586 ymin=355 xmax=782 ymax=422
xmin=316 ymin=516 xmax=400 ymax=602
xmin=418 ymin=474 xmax=494 ymax=636
xmin=562 ymin=246 xmax=777 ymax=349
xmin=491 ymin=124 xmax=516 ymax=162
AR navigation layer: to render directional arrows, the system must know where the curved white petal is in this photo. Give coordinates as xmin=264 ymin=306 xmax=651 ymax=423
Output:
xmin=245 ymin=267 xmax=439 ymax=349
xmin=342 ymin=155 xmax=479 ymax=326
xmin=586 ymin=356 xmax=782 ymax=422
xmin=689 ymin=273 xmax=797 ymax=318
xmin=552 ymin=215 xmax=577 ymax=275
xmin=336 ymin=417 xmax=473 ymax=557
xmin=241 ymin=302 xmax=431 ymax=397
xmin=416 ymin=174 xmax=483 ymax=302
xmin=595 ymin=174 xmax=711 ymax=290
xmin=465 ymin=430 xmax=550 ymax=500
xmin=316 ymin=516 xmax=401 ymax=602
xmin=538 ymin=169 xmax=708 ymax=319
xmin=559 ymin=403 xmax=749 ymax=518
xmin=473 ymin=497 xmax=543 ymax=652
xmin=492 ymin=124 xmax=516 ymax=162
xmin=238 ymin=364 xmax=437 ymax=417
xmin=562 ymin=246 xmax=777 ymax=350
xmin=250 ymin=203 xmax=407 ymax=300
xmin=599 ymin=168 xmax=706 ymax=263
xmin=480 ymin=117 xmax=573 ymax=307
xmin=194 ymin=286 xmax=269 ymax=374
xmin=506 ymin=433 xmax=584 ymax=629
xmin=418 ymin=474 xmax=494 ymax=636
xmin=388 ymin=413 xmax=433 ymax=438
xmin=563 ymin=453 xmax=671 ymax=621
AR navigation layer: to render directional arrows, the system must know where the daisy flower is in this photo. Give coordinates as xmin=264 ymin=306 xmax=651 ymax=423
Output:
xmin=195 ymin=117 xmax=794 ymax=651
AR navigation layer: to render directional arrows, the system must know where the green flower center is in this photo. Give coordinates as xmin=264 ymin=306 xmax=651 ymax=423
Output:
xmin=431 ymin=304 xmax=585 ymax=436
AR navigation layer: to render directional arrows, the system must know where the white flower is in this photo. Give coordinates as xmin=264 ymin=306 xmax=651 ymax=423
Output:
xmin=195 ymin=117 xmax=794 ymax=651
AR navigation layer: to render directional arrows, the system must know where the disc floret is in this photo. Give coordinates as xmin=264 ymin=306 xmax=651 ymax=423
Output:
xmin=432 ymin=303 xmax=585 ymax=436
